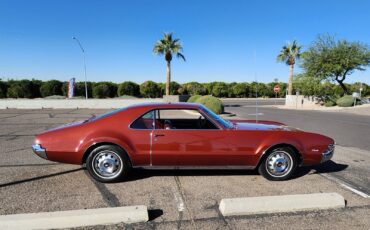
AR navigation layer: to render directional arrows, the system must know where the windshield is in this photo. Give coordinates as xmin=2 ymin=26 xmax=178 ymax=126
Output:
xmin=88 ymin=108 xmax=126 ymax=122
xmin=201 ymin=106 xmax=234 ymax=129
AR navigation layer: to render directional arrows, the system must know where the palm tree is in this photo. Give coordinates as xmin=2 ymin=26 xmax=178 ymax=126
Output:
xmin=277 ymin=40 xmax=302 ymax=95
xmin=153 ymin=33 xmax=185 ymax=96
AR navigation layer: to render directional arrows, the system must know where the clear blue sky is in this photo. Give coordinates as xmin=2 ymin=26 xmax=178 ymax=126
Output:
xmin=1 ymin=0 xmax=370 ymax=84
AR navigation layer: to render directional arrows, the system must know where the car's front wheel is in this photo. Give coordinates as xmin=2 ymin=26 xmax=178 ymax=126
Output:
xmin=258 ymin=146 xmax=298 ymax=181
xmin=86 ymin=145 xmax=130 ymax=183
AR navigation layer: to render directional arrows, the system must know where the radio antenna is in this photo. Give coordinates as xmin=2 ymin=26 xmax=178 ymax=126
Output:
xmin=254 ymin=51 xmax=259 ymax=123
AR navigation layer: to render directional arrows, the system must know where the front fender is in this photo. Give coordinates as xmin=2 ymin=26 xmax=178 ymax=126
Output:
xmin=255 ymin=132 xmax=306 ymax=164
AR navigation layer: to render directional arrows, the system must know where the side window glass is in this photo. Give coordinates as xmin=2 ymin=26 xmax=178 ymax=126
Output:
xmin=155 ymin=109 xmax=218 ymax=130
xmin=130 ymin=110 xmax=155 ymax=129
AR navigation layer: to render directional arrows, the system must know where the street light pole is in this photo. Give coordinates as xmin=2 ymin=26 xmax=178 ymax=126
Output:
xmin=72 ymin=37 xmax=88 ymax=99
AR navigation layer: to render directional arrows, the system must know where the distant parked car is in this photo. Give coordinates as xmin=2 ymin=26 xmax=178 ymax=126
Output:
xmin=361 ymin=98 xmax=370 ymax=104
xmin=32 ymin=103 xmax=335 ymax=182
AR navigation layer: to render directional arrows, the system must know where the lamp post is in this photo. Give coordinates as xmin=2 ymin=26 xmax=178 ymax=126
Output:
xmin=72 ymin=37 xmax=88 ymax=99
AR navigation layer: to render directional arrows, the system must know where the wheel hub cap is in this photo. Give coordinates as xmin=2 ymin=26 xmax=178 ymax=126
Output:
xmin=266 ymin=151 xmax=292 ymax=177
xmin=93 ymin=151 xmax=121 ymax=178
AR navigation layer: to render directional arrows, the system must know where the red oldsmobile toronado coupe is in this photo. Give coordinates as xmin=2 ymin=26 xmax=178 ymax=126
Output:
xmin=32 ymin=103 xmax=335 ymax=182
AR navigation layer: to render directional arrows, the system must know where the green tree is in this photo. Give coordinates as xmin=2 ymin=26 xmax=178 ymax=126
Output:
xmin=301 ymin=35 xmax=370 ymax=95
xmin=183 ymin=82 xmax=207 ymax=95
xmin=231 ymin=83 xmax=249 ymax=98
xmin=6 ymin=80 xmax=35 ymax=98
xmin=140 ymin=81 xmax=160 ymax=98
xmin=153 ymin=33 xmax=185 ymax=96
xmin=211 ymin=82 xmax=228 ymax=97
xmin=0 ymin=80 xmax=8 ymax=98
xmin=277 ymin=40 xmax=302 ymax=95
xmin=40 ymin=80 xmax=63 ymax=97
xmin=117 ymin=81 xmax=140 ymax=97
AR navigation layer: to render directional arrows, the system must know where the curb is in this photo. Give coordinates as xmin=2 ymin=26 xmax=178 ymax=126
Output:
xmin=0 ymin=205 xmax=148 ymax=230
xmin=219 ymin=193 xmax=345 ymax=217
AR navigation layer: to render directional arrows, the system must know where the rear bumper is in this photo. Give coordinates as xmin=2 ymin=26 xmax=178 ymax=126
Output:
xmin=32 ymin=144 xmax=48 ymax=159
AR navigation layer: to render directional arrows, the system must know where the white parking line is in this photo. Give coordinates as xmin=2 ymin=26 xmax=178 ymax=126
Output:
xmin=321 ymin=174 xmax=370 ymax=199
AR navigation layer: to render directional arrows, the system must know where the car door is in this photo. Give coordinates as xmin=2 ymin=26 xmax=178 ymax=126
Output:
xmin=151 ymin=109 xmax=242 ymax=166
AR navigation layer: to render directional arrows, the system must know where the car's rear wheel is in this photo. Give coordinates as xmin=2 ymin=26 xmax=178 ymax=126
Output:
xmin=86 ymin=145 xmax=130 ymax=183
xmin=258 ymin=146 xmax=298 ymax=181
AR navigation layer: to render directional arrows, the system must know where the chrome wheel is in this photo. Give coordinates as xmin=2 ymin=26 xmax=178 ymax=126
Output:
xmin=92 ymin=150 xmax=122 ymax=179
xmin=265 ymin=150 xmax=293 ymax=177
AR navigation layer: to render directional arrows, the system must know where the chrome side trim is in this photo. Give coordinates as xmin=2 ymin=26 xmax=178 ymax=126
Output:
xmin=32 ymin=144 xmax=48 ymax=159
xmin=133 ymin=165 xmax=256 ymax=170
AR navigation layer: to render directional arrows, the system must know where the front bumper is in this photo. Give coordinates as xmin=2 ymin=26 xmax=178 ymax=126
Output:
xmin=32 ymin=144 xmax=48 ymax=159
xmin=321 ymin=144 xmax=335 ymax=163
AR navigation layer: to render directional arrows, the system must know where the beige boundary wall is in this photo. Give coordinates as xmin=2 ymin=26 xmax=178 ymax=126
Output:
xmin=0 ymin=98 xmax=163 ymax=109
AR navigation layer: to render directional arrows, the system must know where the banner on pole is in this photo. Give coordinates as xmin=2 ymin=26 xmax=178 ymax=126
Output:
xmin=68 ymin=78 xmax=75 ymax=98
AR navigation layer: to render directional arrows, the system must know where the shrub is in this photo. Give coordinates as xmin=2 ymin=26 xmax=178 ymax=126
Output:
xmin=92 ymin=84 xmax=109 ymax=98
xmin=324 ymin=101 xmax=336 ymax=107
xmin=170 ymin=81 xmax=181 ymax=95
xmin=92 ymin=83 xmax=117 ymax=98
xmin=40 ymin=80 xmax=63 ymax=97
xmin=118 ymin=81 xmax=140 ymax=97
xmin=6 ymin=80 xmax=34 ymax=98
xmin=187 ymin=95 xmax=202 ymax=103
xmin=211 ymin=82 xmax=228 ymax=97
xmin=0 ymin=81 xmax=7 ymax=98
xmin=336 ymin=95 xmax=354 ymax=107
xmin=232 ymin=83 xmax=249 ymax=98
xmin=183 ymin=82 xmax=207 ymax=95
xmin=140 ymin=81 xmax=160 ymax=98
xmin=195 ymin=95 xmax=224 ymax=114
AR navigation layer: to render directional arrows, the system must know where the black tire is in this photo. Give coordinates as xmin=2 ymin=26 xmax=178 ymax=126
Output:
xmin=86 ymin=145 xmax=130 ymax=183
xmin=258 ymin=146 xmax=298 ymax=181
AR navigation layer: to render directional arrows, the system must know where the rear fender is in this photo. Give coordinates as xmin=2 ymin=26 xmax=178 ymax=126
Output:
xmin=77 ymin=130 xmax=135 ymax=164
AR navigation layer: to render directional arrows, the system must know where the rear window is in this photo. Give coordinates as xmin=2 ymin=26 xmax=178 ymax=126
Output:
xmin=88 ymin=108 xmax=126 ymax=122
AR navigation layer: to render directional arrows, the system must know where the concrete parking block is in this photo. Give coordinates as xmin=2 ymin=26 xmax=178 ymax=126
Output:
xmin=219 ymin=193 xmax=345 ymax=217
xmin=0 ymin=205 xmax=148 ymax=230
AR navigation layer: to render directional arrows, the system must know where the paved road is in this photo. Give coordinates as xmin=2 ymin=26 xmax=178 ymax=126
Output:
xmin=224 ymin=101 xmax=370 ymax=199
xmin=223 ymin=103 xmax=370 ymax=150
xmin=0 ymin=108 xmax=369 ymax=229
xmin=222 ymin=98 xmax=285 ymax=106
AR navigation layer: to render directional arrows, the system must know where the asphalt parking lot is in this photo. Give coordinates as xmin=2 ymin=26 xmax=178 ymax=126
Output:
xmin=1 ymin=105 xmax=370 ymax=229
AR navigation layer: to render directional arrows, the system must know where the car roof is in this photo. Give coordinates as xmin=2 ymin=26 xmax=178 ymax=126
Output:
xmin=126 ymin=102 xmax=203 ymax=110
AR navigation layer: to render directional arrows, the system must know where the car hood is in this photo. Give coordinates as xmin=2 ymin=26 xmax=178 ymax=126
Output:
xmin=234 ymin=122 xmax=301 ymax=131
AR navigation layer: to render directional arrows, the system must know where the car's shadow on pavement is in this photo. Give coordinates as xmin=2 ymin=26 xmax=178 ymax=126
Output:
xmin=293 ymin=160 xmax=348 ymax=179
xmin=125 ymin=169 xmax=259 ymax=182
xmin=124 ymin=160 xmax=348 ymax=182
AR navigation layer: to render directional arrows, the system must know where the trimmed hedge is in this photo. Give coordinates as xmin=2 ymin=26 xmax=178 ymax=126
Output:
xmin=40 ymin=80 xmax=63 ymax=97
xmin=118 ymin=81 xmax=140 ymax=97
xmin=183 ymin=82 xmax=207 ymax=95
xmin=195 ymin=95 xmax=224 ymax=114
xmin=6 ymin=80 xmax=40 ymax=98
xmin=187 ymin=95 xmax=202 ymax=103
xmin=336 ymin=95 xmax=354 ymax=107
xmin=0 ymin=81 xmax=7 ymax=98
xmin=324 ymin=101 xmax=336 ymax=107
xmin=140 ymin=81 xmax=160 ymax=98
xmin=92 ymin=83 xmax=117 ymax=98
